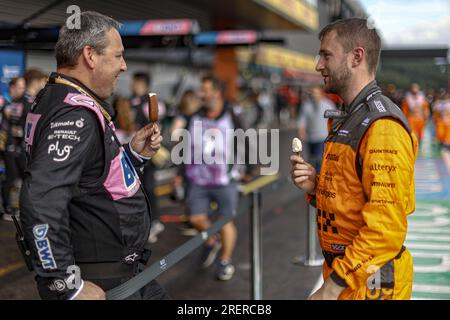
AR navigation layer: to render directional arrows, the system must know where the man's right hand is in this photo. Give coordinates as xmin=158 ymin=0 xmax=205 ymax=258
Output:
xmin=74 ymin=281 xmax=106 ymax=300
xmin=290 ymin=155 xmax=317 ymax=194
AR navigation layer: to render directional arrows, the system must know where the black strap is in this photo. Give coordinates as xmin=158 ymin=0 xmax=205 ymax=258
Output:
xmin=78 ymin=262 xmax=137 ymax=280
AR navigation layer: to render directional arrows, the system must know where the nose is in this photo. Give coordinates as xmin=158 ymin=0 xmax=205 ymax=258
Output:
xmin=121 ymin=58 xmax=127 ymax=72
xmin=315 ymin=55 xmax=324 ymax=72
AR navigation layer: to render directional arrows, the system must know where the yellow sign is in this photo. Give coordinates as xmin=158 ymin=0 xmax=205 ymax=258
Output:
xmin=237 ymin=45 xmax=317 ymax=74
xmin=253 ymin=0 xmax=318 ymax=30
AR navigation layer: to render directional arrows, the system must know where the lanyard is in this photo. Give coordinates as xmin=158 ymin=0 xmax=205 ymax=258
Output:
xmin=51 ymin=76 xmax=113 ymax=123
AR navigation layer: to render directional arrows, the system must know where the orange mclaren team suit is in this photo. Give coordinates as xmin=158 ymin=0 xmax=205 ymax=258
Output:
xmin=307 ymin=81 xmax=418 ymax=300
xmin=433 ymin=100 xmax=450 ymax=146
xmin=401 ymin=93 xmax=429 ymax=142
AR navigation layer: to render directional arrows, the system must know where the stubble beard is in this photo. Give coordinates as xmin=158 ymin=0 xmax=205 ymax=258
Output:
xmin=324 ymin=63 xmax=351 ymax=96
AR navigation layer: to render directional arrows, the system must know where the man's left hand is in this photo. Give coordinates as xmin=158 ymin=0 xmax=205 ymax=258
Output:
xmin=308 ymin=277 xmax=346 ymax=300
xmin=131 ymin=123 xmax=163 ymax=158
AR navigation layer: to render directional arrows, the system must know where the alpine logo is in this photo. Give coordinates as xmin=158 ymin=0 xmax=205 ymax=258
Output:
xmin=121 ymin=151 xmax=137 ymax=190
xmin=33 ymin=224 xmax=57 ymax=270
xmin=67 ymin=94 xmax=96 ymax=108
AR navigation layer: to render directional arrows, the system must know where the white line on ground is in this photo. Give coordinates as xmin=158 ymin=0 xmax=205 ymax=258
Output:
xmin=309 ymin=275 xmax=324 ymax=297
xmin=413 ymin=284 xmax=450 ymax=294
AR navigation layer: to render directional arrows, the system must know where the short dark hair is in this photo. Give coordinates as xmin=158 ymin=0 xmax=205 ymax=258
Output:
xmin=23 ymin=68 xmax=46 ymax=86
xmin=55 ymin=11 xmax=121 ymax=68
xmin=319 ymin=18 xmax=381 ymax=74
xmin=133 ymin=72 xmax=151 ymax=87
xmin=201 ymin=75 xmax=226 ymax=96
xmin=9 ymin=77 xmax=24 ymax=87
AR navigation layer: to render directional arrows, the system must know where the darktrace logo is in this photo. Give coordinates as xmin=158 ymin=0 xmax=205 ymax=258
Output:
xmin=368 ymin=149 xmax=398 ymax=155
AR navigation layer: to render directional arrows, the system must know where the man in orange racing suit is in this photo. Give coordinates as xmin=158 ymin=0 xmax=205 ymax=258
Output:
xmin=291 ymin=18 xmax=418 ymax=300
xmin=401 ymin=83 xmax=429 ymax=143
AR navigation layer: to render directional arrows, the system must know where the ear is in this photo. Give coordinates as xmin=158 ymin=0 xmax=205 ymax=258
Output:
xmin=81 ymin=46 xmax=96 ymax=70
xmin=352 ymin=47 xmax=365 ymax=68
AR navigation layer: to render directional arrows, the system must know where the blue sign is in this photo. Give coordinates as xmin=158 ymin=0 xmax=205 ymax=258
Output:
xmin=0 ymin=50 xmax=25 ymax=100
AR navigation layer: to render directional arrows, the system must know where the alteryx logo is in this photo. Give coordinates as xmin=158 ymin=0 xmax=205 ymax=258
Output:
xmin=33 ymin=224 xmax=57 ymax=270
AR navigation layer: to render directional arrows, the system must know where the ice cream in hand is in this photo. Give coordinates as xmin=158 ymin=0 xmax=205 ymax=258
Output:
xmin=292 ymin=137 xmax=303 ymax=156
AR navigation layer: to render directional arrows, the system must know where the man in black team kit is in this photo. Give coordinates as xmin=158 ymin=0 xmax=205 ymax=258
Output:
xmin=20 ymin=11 xmax=167 ymax=300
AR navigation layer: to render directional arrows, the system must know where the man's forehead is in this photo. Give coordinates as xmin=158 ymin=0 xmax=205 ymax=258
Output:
xmin=107 ymin=28 xmax=124 ymax=49
xmin=320 ymin=30 xmax=340 ymax=50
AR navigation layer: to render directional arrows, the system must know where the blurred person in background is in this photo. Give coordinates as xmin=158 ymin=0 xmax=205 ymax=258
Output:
xmin=170 ymin=89 xmax=201 ymax=236
xmin=0 ymin=77 xmax=26 ymax=218
xmin=1 ymin=69 xmax=46 ymax=221
xmin=113 ymin=96 xmax=135 ymax=144
xmin=433 ymin=92 xmax=450 ymax=150
xmin=130 ymin=72 xmax=152 ymax=129
xmin=170 ymin=89 xmax=201 ymax=134
xmin=385 ymin=83 xmax=402 ymax=106
xmin=297 ymin=85 xmax=335 ymax=173
xmin=275 ymin=85 xmax=289 ymax=126
xmin=130 ymin=71 xmax=165 ymax=243
xmin=401 ymin=83 xmax=430 ymax=144
xmin=184 ymin=75 xmax=247 ymax=281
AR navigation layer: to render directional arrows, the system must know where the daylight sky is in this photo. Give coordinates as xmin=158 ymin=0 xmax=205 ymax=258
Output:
xmin=359 ymin=0 xmax=450 ymax=48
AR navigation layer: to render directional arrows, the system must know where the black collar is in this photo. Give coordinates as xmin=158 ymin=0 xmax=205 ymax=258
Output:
xmin=347 ymin=80 xmax=382 ymax=114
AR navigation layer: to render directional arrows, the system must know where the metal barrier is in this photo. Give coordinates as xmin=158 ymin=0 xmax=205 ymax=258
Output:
xmin=291 ymin=204 xmax=324 ymax=267
xmin=106 ymin=174 xmax=282 ymax=300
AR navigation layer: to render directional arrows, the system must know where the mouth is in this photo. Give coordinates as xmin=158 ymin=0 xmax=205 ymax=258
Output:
xmin=322 ymin=75 xmax=329 ymax=84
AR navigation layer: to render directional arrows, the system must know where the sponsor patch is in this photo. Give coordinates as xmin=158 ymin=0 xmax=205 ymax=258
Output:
xmin=25 ymin=113 xmax=42 ymax=146
xmin=368 ymin=149 xmax=398 ymax=155
xmin=325 ymin=153 xmax=340 ymax=161
xmin=48 ymin=141 xmax=73 ymax=162
xmin=361 ymin=117 xmax=371 ymax=126
xmin=369 ymin=163 xmax=397 ymax=173
xmin=103 ymin=148 xmax=140 ymax=200
xmin=331 ymin=244 xmax=346 ymax=251
xmin=374 ymin=100 xmax=386 ymax=113
xmin=337 ymin=129 xmax=350 ymax=137
xmin=75 ymin=118 xmax=84 ymax=128
xmin=64 ymin=93 xmax=105 ymax=130
xmin=33 ymin=224 xmax=57 ymax=270
xmin=47 ymin=130 xmax=80 ymax=142
xmin=51 ymin=120 xmax=74 ymax=129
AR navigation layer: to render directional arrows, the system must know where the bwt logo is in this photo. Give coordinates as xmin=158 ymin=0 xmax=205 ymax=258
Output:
xmin=33 ymin=224 xmax=57 ymax=270
xmin=66 ymin=5 xmax=81 ymax=30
